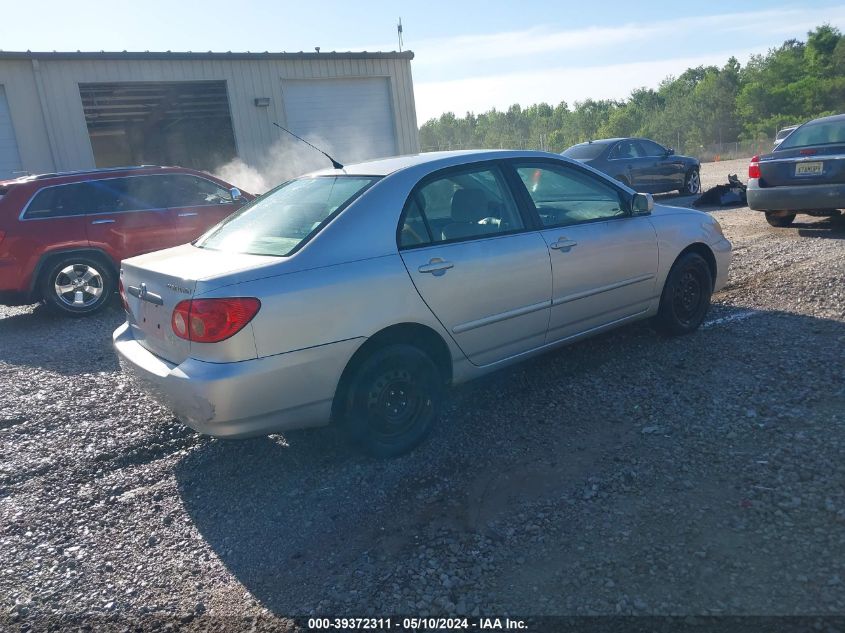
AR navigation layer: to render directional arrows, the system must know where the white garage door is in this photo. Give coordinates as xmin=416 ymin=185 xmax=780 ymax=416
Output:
xmin=0 ymin=86 xmax=22 ymax=180
xmin=283 ymin=78 xmax=398 ymax=164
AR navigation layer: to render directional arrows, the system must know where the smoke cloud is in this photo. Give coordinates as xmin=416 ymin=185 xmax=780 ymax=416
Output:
xmin=213 ymin=127 xmax=393 ymax=194
xmin=213 ymin=137 xmax=329 ymax=194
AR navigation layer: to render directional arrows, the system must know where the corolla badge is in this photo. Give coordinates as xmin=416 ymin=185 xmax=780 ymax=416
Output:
xmin=166 ymin=283 xmax=192 ymax=294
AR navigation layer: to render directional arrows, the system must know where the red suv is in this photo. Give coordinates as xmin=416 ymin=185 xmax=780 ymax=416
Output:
xmin=0 ymin=166 xmax=253 ymax=316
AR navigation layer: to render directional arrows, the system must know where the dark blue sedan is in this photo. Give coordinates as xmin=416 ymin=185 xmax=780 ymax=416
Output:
xmin=563 ymin=138 xmax=701 ymax=195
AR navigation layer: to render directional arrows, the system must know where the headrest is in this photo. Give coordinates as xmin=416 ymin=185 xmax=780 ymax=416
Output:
xmin=450 ymin=188 xmax=487 ymax=223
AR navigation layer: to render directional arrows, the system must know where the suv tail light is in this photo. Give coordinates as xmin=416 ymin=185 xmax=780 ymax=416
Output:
xmin=748 ymin=155 xmax=761 ymax=179
xmin=171 ymin=298 xmax=261 ymax=343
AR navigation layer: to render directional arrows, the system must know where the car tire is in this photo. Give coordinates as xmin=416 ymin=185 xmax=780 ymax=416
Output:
xmin=341 ymin=344 xmax=443 ymax=458
xmin=655 ymin=252 xmax=713 ymax=335
xmin=41 ymin=255 xmax=115 ymax=317
xmin=765 ymin=212 xmax=796 ymax=227
xmin=682 ymin=168 xmax=701 ymax=195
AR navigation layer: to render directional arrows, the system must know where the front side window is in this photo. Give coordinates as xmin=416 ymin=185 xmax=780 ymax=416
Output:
xmin=196 ymin=176 xmax=377 ymax=256
xmin=163 ymin=175 xmax=233 ymax=208
xmin=638 ymin=140 xmax=667 ymax=157
xmin=399 ymin=166 xmax=524 ymax=247
xmin=515 ymin=163 xmax=627 ymax=227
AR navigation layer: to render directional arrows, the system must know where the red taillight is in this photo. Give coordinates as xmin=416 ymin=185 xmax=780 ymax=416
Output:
xmin=799 ymin=148 xmax=817 ymax=155
xmin=118 ymin=278 xmax=129 ymax=312
xmin=171 ymin=297 xmax=260 ymax=343
xmin=748 ymin=155 xmax=761 ymax=179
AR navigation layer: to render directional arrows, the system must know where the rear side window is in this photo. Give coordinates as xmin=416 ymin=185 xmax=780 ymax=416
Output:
xmin=24 ymin=182 xmax=96 ymax=218
xmin=398 ymin=166 xmax=524 ymax=248
xmin=610 ymin=141 xmax=645 ymax=160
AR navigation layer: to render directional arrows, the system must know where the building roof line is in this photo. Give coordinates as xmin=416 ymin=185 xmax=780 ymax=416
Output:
xmin=0 ymin=50 xmax=414 ymax=61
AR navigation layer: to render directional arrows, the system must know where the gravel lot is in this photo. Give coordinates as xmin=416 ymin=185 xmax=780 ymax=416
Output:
xmin=1 ymin=158 xmax=844 ymax=629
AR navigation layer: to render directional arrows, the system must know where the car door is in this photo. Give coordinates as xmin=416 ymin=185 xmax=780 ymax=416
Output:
xmin=85 ymin=175 xmax=178 ymax=263
xmin=608 ymin=140 xmax=651 ymax=190
xmin=639 ymin=139 xmax=682 ymax=191
xmin=398 ymin=163 xmax=552 ymax=367
xmin=509 ymin=160 xmax=658 ymax=343
xmin=160 ymin=174 xmax=242 ymax=244
xmin=17 ymin=181 xmax=91 ymax=271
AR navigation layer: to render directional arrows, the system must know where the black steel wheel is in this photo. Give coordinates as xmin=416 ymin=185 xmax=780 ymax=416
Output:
xmin=342 ymin=344 xmax=443 ymax=457
xmin=656 ymin=252 xmax=713 ymax=335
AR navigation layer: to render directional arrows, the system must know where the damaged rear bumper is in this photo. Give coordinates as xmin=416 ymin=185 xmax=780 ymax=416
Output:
xmin=112 ymin=322 xmax=361 ymax=438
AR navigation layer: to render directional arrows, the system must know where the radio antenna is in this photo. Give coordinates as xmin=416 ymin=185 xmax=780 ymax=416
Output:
xmin=271 ymin=121 xmax=344 ymax=169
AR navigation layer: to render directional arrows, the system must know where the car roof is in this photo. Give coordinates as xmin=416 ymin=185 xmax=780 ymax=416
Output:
xmin=569 ymin=138 xmax=623 ymax=147
xmin=309 ymin=149 xmax=574 ymax=177
xmin=800 ymin=113 xmax=845 ymax=126
xmin=0 ymin=165 xmax=221 ymax=187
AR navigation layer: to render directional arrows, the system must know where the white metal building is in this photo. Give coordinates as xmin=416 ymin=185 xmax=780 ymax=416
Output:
xmin=0 ymin=50 xmax=419 ymax=180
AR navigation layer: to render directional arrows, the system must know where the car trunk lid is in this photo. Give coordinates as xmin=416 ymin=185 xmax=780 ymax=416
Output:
xmin=120 ymin=244 xmax=279 ymax=364
xmin=758 ymin=144 xmax=845 ymax=187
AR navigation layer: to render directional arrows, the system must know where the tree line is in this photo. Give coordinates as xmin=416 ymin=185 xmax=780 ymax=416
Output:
xmin=419 ymin=25 xmax=845 ymax=156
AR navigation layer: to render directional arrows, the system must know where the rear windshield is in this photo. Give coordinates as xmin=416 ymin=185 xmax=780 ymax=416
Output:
xmin=778 ymin=119 xmax=845 ymax=150
xmin=195 ymin=176 xmax=378 ymax=256
xmin=562 ymin=143 xmax=607 ymax=160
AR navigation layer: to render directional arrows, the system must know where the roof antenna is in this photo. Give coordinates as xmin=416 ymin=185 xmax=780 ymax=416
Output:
xmin=397 ymin=17 xmax=403 ymax=52
xmin=271 ymin=121 xmax=343 ymax=169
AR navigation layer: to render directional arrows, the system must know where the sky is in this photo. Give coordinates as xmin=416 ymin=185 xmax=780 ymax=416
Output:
xmin=3 ymin=1 xmax=844 ymax=122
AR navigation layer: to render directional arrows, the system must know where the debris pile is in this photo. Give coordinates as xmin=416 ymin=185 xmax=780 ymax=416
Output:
xmin=693 ymin=174 xmax=747 ymax=207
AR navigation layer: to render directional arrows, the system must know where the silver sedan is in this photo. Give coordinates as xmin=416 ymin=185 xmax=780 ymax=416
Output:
xmin=114 ymin=150 xmax=731 ymax=456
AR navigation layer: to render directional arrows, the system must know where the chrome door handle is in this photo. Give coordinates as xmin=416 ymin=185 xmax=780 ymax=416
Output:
xmin=549 ymin=239 xmax=578 ymax=252
xmin=90 ymin=219 xmax=115 ymax=225
xmin=178 ymin=212 xmax=198 ymax=217
xmin=418 ymin=259 xmax=454 ymax=276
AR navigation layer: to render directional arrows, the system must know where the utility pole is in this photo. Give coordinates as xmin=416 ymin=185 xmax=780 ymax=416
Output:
xmin=397 ymin=18 xmax=403 ymax=52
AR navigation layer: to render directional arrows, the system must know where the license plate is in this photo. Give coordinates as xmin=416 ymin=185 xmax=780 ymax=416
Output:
xmin=795 ymin=161 xmax=823 ymax=176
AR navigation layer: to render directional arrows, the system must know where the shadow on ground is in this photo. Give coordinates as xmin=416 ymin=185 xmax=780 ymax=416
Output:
xmin=0 ymin=300 xmax=123 ymax=375
xmin=174 ymin=307 xmax=845 ymax=614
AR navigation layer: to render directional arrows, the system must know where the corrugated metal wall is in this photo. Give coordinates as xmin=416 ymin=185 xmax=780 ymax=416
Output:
xmin=0 ymin=53 xmax=419 ymax=175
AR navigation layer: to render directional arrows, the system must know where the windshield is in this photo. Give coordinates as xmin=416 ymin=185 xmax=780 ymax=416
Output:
xmin=562 ymin=143 xmax=607 ymax=160
xmin=195 ymin=176 xmax=378 ymax=256
xmin=777 ymin=119 xmax=845 ymax=150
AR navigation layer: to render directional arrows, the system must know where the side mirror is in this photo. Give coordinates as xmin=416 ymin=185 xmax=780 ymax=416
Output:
xmin=229 ymin=187 xmax=243 ymax=202
xmin=666 ymin=147 xmax=675 ymax=156
xmin=632 ymin=192 xmax=654 ymax=216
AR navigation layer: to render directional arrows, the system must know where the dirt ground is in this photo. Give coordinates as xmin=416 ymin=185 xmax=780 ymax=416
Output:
xmin=1 ymin=157 xmax=844 ymax=630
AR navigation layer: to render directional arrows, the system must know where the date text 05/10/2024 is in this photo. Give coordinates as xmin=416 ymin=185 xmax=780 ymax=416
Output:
xmin=306 ymin=617 xmax=528 ymax=630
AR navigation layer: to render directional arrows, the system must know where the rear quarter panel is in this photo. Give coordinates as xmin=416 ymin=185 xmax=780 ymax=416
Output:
xmin=196 ymin=253 xmax=461 ymax=364
xmin=0 ymin=184 xmax=90 ymax=294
